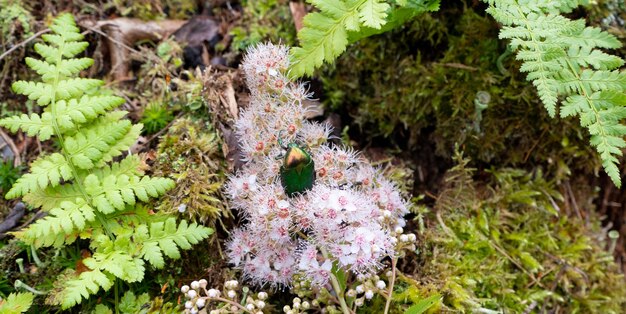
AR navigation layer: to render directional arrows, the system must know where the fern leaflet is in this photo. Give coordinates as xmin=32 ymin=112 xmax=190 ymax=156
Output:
xmin=485 ymin=0 xmax=626 ymax=186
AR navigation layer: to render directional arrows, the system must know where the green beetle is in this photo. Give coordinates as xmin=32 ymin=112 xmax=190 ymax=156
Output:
xmin=278 ymin=137 xmax=315 ymax=197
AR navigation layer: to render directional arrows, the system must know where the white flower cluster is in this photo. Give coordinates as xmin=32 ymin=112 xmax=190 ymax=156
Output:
xmin=181 ymin=279 xmax=269 ymax=314
xmin=225 ymin=43 xmax=412 ymax=287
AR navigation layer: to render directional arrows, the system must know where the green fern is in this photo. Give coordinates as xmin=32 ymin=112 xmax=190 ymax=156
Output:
xmin=0 ymin=292 xmax=34 ymax=314
xmin=485 ymin=0 xmax=626 ymax=186
xmin=290 ymin=0 xmax=439 ymax=77
xmin=0 ymin=13 xmax=213 ymax=309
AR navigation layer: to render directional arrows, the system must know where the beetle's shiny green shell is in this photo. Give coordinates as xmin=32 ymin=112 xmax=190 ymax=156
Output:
xmin=280 ymin=143 xmax=315 ymax=197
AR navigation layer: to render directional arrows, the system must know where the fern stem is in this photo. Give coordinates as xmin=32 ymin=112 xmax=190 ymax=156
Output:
xmin=320 ymin=247 xmax=353 ymax=314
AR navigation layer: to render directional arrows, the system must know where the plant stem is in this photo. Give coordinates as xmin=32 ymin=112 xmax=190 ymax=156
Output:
xmin=320 ymin=248 xmax=352 ymax=314
xmin=14 ymin=280 xmax=45 ymax=295
xmin=383 ymin=256 xmax=398 ymax=314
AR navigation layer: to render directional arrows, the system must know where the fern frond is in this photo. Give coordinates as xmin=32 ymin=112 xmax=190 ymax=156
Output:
xmin=3 ymin=13 xmax=211 ymax=309
xmin=54 ymin=95 xmax=125 ymax=130
xmin=6 ymin=153 xmax=72 ymax=199
xmin=136 ymin=218 xmax=213 ymax=268
xmin=0 ymin=112 xmax=55 ymax=140
xmin=84 ymin=174 xmax=174 ymax=214
xmin=19 ymin=199 xmax=94 ymax=248
xmin=60 ymin=269 xmax=114 ymax=309
xmin=290 ymin=0 xmax=439 ymax=77
xmin=486 ymin=0 xmax=626 ymax=186
xmin=0 ymin=292 xmax=34 ymax=314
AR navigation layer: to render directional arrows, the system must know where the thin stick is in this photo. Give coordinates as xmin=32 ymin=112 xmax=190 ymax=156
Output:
xmin=0 ymin=29 xmax=50 ymax=62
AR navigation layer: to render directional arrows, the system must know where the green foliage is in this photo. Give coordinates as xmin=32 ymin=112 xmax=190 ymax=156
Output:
xmin=153 ymin=118 xmax=231 ymax=225
xmin=0 ymin=161 xmax=22 ymax=196
xmin=140 ymin=102 xmax=174 ymax=135
xmin=485 ymin=0 xmax=626 ymax=187
xmin=416 ymin=153 xmax=626 ymax=312
xmin=0 ymin=292 xmax=34 ymax=314
xmin=323 ymin=6 xmax=601 ymax=180
xmin=0 ymin=13 xmax=212 ymax=309
xmin=0 ymin=0 xmax=32 ymax=43
xmin=290 ymin=0 xmax=439 ymax=77
xmin=230 ymin=0 xmax=298 ymax=53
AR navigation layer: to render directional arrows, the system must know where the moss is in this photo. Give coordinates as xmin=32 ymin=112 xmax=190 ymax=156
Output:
xmin=411 ymin=153 xmax=626 ymax=313
xmin=322 ymin=4 xmax=600 ymax=180
xmin=153 ymin=117 xmax=231 ymax=226
xmin=229 ymin=0 xmax=297 ymax=52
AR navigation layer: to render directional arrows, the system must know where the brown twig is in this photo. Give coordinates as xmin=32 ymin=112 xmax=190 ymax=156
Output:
xmin=0 ymin=29 xmax=51 ymax=62
xmin=0 ymin=128 xmax=21 ymax=167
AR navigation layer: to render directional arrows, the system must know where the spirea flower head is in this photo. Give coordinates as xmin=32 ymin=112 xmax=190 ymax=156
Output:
xmin=226 ymin=42 xmax=410 ymax=288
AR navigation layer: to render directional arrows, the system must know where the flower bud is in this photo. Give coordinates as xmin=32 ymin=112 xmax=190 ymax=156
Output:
xmin=258 ymin=292 xmax=268 ymax=300
xmin=355 ymin=298 xmax=364 ymax=306
xmin=283 ymin=305 xmax=291 ymax=312
xmin=191 ymin=281 xmax=200 ymax=289
xmin=376 ymin=280 xmax=386 ymax=290
xmin=365 ymin=290 xmax=374 ymax=299
xmin=181 ymin=285 xmax=190 ymax=293
xmin=199 ymin=279 xmax=208 ymax=288
xmin=302 ymin=301 xmax=310 ymax=309
xmin=394 ymin=226 xmax=403 ymax=234
xmin=399 ymin=234 xmax=409 ymax=242
xmin=196 ymin=298 xmax=206 ymax=308
xmin=246 ymin=304 xmax=255 ymax=311
xmin=187 ymin=290 xmax=197 ymax=298
xmin=346 ymin=289 xmax=356 ymax=297
xmin=257 ymin=300 xmax=266 ymax=309
xmin=207 ymin=289 xmax=219 ymax=298
xmin=185 ymin=301 xmax=193 ymax=309
xmin=227 ymin=290 xmax=237 ymax=298
xmin=355 ymin=285 xmax=364 ymax=294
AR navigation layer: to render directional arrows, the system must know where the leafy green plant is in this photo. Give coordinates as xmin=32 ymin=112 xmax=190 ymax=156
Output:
xmin=0 ymin=160 xmax=22 ymax=196
xmin=0 ymin=13 xmax=212 ymax=309
xmin=485 ymin=0 xmax=626 ymax=186
xmin=289 ymin=0 xmax=439 ymax=77
xmin=0 ymin=292 xmax=33 ymax=314
xmin=140 ymin=102 xmax=173 ymax=135
xmin=416 ymin=152 xmax=626 ymax=312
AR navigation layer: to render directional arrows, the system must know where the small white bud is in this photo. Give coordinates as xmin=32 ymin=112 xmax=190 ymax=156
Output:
xmin=293 ymin=297 xmax=301 ymax=304
xmin=283 ymin=305 xmax=291 ymax=312
xmin=268 ymin=68 xmax=278 ymax=76
xmin=346 ymin=289 xmax=356 ymax=297
xmin=386 ymin=270 xmax=393 ymax=277
xmin=207 ymin=289 xmax=219 ymax=298
xmin=246 ymin=304 xmax=255 ymax=311
xmin=355 ymin=298 xmax=364 ymax=306
xmin=199 ymin=279 xmax=208 ymax=288
xmin=301 ymin=301 xmax=310 ymax=309
xmin=187 ymin=290 xmax=197 ymax=299
xmin=227 ymin=290 xmax=236 ymax=298
xmin=185 ymin=301 xmax=193 ymax=309
xmin=178 ymin=203 xmax=187 ymax=213
xmin=191 ymin=281 xmax=200 ymax=289
xmin=408 ymin=233 xmax=417 ymax=242
xmin=365 ymin=290 xmax=374 ymax=300
xmin=383 ymin=210 xmax=392 ymax=218
xmin=376 ymin=280 xmax=386 ymax=290
xmin=355 ymin=285 xmax=364 ymax=294
xmin=196 ymin=298 xmax=206 ymax=308
xmin=181 ymin=285 xmax=190 ymax=293
xmin=400 ymin=234 xmax=409 ymax=242
xmin=394 ymin=226 xmax=403 ymax=234
xmin=190 ymin=308 xmax=198 ymax=314
xmin=258 ymin=292 xmax=268 ymax=300
xmin=256 ymin=300 xmax=266 ymax=309
xmin=210 ymin=310 xmax=220 ymax=314
xmin=287 ymin=311 xmax=294 ymax=314
xmin=311 ymin=299 xmax=319 ymax=307
xmin=293 ymin=302 xmax=300 ymax=309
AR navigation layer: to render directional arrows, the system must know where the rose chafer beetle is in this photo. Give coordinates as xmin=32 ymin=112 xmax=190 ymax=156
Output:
xmin=278 ymin=135 xmax=315 ymax=197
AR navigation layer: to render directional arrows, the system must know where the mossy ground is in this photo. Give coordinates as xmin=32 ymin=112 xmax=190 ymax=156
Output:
xmin=0 ymin=0 xmax=625 ymax=313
